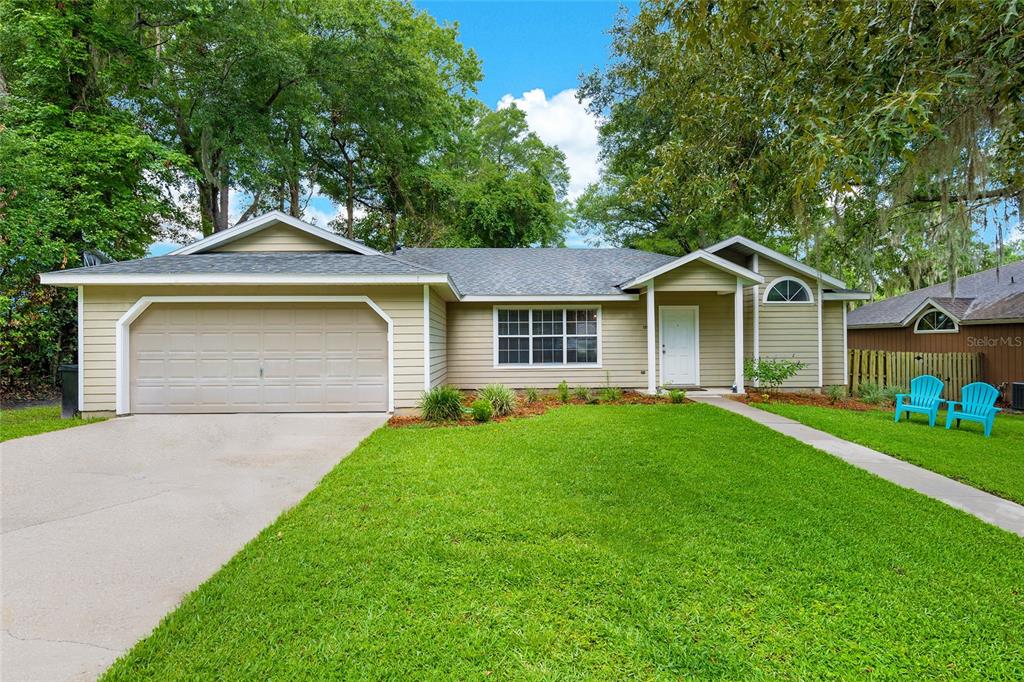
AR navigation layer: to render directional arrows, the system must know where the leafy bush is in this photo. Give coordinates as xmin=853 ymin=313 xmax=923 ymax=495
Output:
xmin=857 ymin=382 xmax=883 ymax=404
xmin=598 ymin=371 xmax=622 ymax=403
xmin=669 ymin=389 xmax=686 ymax=403
xmin=525 ymin=387 xmax=541 ymax=403
xmin=573 ymin=385 xmax=591 ymax=402
xmin=419 ymin=385 xmax=464 ymax=422
xmin=880 ymin=385 xmax=903 ymax=405
xmin=479 ymin=383 xmax=518 ymax=416
xmin=469 ymin=398 xmax=493 ymax=422
xmin=557 ymin=380 xmax=571 ymax=403
xmin=743 ymin=358 xmax=805 ymax=392
xmin=825 ymin=384 xmax=846 ymax=403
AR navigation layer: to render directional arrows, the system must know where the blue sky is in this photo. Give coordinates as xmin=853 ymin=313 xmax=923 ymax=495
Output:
xmin=153 ymin=1 xmax=628 ymax=255
xmin=418 ymin=1 xmax=629 ymax=108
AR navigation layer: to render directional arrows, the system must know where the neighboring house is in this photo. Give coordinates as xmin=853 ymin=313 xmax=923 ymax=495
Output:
xmin=40 ymin=211 xmax=864 ymax=416
xmin=848 ymin=260 xmax=1024 ymax=392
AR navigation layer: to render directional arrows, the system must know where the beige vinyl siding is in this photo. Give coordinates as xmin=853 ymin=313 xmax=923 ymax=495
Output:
xmin=209 ymin=223 xmax=346 ymax=252
xmin=743 ymin=285 xmax=755 ymax=360
xmin=655 ymin=291 xmax=736 ymax=386
xmin=756 ymin=260 xmax=820 ymax=387
xmin=429 ymin=288 xmax=447 ymax=388
xmin=656 ymin=262 xmax=736 ymax=291
xmin=822 ymin=301 xmax=846 ymax=385
xmin=444 ymin=293 xmax=739 ymax=391
xmin=445 ymin=301 xmax=647 ymax=389
xmin=80 ymin=284 xmax=425 ymax=412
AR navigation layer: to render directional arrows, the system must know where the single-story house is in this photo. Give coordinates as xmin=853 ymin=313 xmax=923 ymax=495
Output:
xmin=848 ymin=260 xmax=1024 ymax=393
xmin=40 ymin=211 xmax=865 ymax=416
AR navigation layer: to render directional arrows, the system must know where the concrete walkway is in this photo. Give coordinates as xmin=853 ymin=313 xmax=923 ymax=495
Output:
xmin=2 ymin=412 xmax=386 ymax=682
xmin=690 ymin=394 xmax=1024 ymax=537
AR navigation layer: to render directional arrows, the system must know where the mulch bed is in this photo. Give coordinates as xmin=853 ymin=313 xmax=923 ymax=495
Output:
xmin=388 ymin=390 xmax=686 ymax=428
xmin=1 ymin=387 xmax=61 ymax=410
xmin=733 ymin=391 xmax=881 ymax=412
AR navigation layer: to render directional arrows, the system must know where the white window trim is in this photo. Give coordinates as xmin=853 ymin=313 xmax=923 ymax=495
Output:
xmin=763 ymin=276 xmax=815 ymax=304
xmin=491 ymin=305 xmax=603 ymax=369
xmin=657 ymin=305 xmax=700 ymax=387
xmin=114 ymin=295 xmax=394 ymax=415
xmin=914 ymin=309 xmax=960 ymax=334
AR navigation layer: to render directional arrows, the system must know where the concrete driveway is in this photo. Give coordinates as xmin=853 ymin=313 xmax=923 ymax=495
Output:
xmin=1 ymin=412 xmax=386 ymax=681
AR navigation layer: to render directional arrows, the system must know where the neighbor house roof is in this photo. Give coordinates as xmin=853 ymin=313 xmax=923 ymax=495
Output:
xmin=848 ymin=259 xmax=1024 ymax=327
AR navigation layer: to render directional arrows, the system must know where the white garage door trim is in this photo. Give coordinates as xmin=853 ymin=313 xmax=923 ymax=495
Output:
xmin=115 ymin=296 xmax=394 ymax=415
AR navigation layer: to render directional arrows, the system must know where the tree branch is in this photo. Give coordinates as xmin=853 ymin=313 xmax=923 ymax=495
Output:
xmin=902 ymin=185 xmax=1020 ymax=205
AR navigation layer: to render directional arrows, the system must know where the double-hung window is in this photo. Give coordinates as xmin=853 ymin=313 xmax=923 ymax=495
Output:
xmin=495 ymin=308 xmax=600 ymax=366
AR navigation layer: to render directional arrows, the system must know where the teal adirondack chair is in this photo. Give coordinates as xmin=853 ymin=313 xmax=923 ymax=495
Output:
xmin=945 ymin=382 xmax=1001 ymax=438
xmin=894 ymin=375 xmax=944 ymax=427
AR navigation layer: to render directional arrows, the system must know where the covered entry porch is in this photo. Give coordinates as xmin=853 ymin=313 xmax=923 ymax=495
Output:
xmin=621 ymin=250 xmax=764 ymax=395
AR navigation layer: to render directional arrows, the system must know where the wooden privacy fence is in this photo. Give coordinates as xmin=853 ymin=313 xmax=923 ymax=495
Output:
xmin=848 ymin=349 xmax=983 ymax=399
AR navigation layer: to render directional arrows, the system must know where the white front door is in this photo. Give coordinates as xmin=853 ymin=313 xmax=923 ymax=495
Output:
xmin=661 ymin=306 xmax=699 ymax=385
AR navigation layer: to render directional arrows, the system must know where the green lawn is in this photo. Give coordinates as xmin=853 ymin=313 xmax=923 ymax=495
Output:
xmin=0 ymin=405 xmax=106 ymax=442
xmin=754 ymin=401 xmax=1024 ymax=505
xmin=104 ymin=405 xmax=1023 ymax=680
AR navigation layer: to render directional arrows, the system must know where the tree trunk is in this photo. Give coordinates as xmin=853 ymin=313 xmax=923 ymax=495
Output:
xmin=217 ymin=168 xmax=230 ymax=231
xmin=345 ymin=157 xmax=355 ymax=238
xmin=389 ymin=211 xmax=398 ymax=254
xmin=289 ymin=180 xmax=300 ymax=217
xmin=198 ymin=181 xmax=217 ymax=236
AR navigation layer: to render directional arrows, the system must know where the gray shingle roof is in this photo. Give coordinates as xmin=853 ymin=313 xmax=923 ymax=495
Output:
xmin=396 ymin=247 xmax=676 ymax=296
xmin=50 ymin=252 xmax=441 ymax=277
xmin=848 ymin=260 xmax=1024 ymax=326
xmin=44 ymin=248 xmax=679 ymax=296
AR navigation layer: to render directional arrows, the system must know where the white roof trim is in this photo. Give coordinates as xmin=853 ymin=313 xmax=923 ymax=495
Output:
xmin=170 ymin=211 xmax=380 ymax=256
xmin=619 ymin=249 xmax=764 ymax=290
xmin=899 ymin=298 xmax=964 ymax=328
xmin=461 ymin=294 xmax=639 ymax=302
xmin=704 ymin=235 xmax=846 ymax=289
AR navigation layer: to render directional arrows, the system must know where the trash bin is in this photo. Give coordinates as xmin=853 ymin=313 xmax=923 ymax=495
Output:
xmin=58 ymin=364 xmax=78 ymax=419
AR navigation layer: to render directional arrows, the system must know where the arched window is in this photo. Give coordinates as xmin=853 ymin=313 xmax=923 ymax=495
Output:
xmin=915 ymin=310 xmax=957 ymax=333
xmin=764 ymin=277 xmax=813 ymax=303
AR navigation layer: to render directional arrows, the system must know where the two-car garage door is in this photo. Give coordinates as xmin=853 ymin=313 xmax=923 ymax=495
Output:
xmin=129 ymin=303 xmax=387 ymax=413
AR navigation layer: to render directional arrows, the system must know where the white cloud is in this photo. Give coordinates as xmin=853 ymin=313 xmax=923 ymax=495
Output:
xmin=497 ymin=88 xmax=601 ymax=200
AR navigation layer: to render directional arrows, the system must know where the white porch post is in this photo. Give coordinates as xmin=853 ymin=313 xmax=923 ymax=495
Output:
xmin=646 ymin=280 xmax=656 ymax=394
xmin=816 ymin=280 xmax=823 ymax=389
xmin=734 ymin=277 xmax=745 ymax=394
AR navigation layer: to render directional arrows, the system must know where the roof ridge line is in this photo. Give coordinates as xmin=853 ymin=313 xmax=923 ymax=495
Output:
xmin=379 ymin=251 xmax=444 ymax=275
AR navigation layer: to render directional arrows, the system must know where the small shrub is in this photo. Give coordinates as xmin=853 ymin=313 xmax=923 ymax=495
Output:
xmin=470 ymin=398 xmax=493 ymax=422
xmin=479 ymin=383 xmax=518 ymax=417
xmin=743 ymin=358 xmax=805 ymax=392
xmin=825 ymin=384 xmax=846 ymax=403
xmin=879 ymin=385 xmax=903 ymax=406
xmin=599 ymin=386 xmax=623 ymax=402
xmin=525 ymin=387 xmax=541 ymax=404
xmin=857 ymin=382 xmax=883 ymax=404
xmin=669 ymin=389 xmax=686 ymax=403
xmin=419 ymin=385 xmax=464 ymax=422
xmin=573 ymin=385 xmax=591 ymax=402
xmin=557 ymin=380 xmax=570 ymax=403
